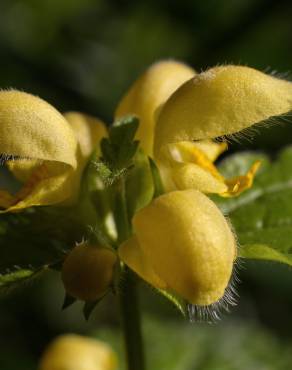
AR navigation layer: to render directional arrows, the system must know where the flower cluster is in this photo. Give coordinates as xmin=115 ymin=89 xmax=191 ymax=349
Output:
xmin=1 ymin=61 xmax=292 ymax=312
xmin=115 ymin=61 xmax=292 ymax=308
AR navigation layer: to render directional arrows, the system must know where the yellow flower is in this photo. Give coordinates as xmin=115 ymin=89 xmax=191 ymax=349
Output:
xmin=0 ymin=91 xmax=106 ymax=212
xmin=116 ymin=62 xmax=292 ymax=197
xmin=154 ymin=65 xmax=292 ymax=195
xmin=62 ymin=242 xmax=117 ymax=302
xmin=119 ymin=190 xmax=236 ymax=306
xmin=117 ymin=62 xmax=292 ymax=306
xmin=39 ymin=334 xmax=117 ymax=370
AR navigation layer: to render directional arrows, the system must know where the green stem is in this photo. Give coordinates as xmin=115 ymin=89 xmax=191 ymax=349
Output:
xmin=119 ymin=268 xmax=145 ymax=370
xmin=114 ymin=178 xmax=130 ymax=244
xmin=113 ymin=178 xmax=146 ymax=370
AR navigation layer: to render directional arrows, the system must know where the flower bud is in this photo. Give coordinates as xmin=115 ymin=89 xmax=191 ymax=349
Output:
xmin=115 ymin=60 xmax=195 ymax=156
xmin=39 ymin=334 xmax=117 ymax=370
xmin=62 ymin=244 xmax=117 ymax=301
xmin=119 ymin=190 xmax=236 ymax=305
xmin=154 ymin=65 xmax=292 ymax=158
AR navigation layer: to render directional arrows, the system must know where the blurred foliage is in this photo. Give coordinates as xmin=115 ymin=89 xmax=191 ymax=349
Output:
xmin=0 ymin=0 xmax=292 ymax=128
xmin=1 ymin=0 xmax=292 ymax=369
xmin=96 ymin=315 xmax=292 ymax=370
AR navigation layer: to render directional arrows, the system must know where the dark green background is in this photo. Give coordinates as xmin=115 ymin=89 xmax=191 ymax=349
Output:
xmin=1 ymin=1 xmax=292 ymax=369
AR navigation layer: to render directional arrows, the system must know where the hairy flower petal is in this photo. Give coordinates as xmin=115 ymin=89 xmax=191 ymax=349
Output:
xmin=0 ymin=90 xmax=77 ymax=166
xmin=154 ymin=65 xmax=292 ymax=157
xmin=0 ymin=99 xmax=107 ymax=211
xmin=120 ymin=190 xmax=236 ymax=306
xmin=119 ymin=236 xmax=167 ymax=290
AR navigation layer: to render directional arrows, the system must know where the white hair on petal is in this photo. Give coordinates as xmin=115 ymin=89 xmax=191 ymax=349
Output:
xmin=187 ymin=259 xmax=241 ymax=324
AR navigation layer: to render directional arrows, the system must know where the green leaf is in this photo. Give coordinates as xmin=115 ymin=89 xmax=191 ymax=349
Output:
xmin=0 ymin=206 xmax=86 ymax=292
xmin=213 ymin=146 xmax=292 ymax=265
xmin=149 ymin=157 xmax=165 ymax=198
xmin=239 ymin=244 xmax=292 ymax=266
xmin=154 ymin=287 xmax=187 ymax=317
xmin=100 ymin=115 xmax=139 ymax=171
xmin=141 ymin=278 xmax=187 ymax=316
xmin=0 ymin=268 xmax=39 ymax=292
xmin=126 ymin=149 xmax=154 ymax=219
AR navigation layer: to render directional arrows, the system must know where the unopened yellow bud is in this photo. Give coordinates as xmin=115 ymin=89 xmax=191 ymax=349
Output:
xmin=115 ymin=60 xmax=195 ymax=155
xmin=154 ymin=65 xmax=292 ymax=158
xmin=62 ymin=244 xmax=117 ymax=301
xmin=119 ymin=190 xmax=236 ymax=305
xmin=39 ymin=334 xmax=117 ymax=370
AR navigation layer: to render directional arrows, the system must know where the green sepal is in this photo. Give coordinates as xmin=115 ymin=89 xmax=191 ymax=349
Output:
xmin=126 ymin=149 xmax=155 ymax=219
xmin=78 ymin=149 xmax=118 ymax=244
xmin=86 ymin=224 xmax=116 ymax=249
xmin=149 ymin=158 xmax=165 ymax=198
xmin=62 ymin=293 xmax=77 ymax=310
xmin=140 ymin=275 xmax=187 ymax=317
xmin=83 ymin=295 xmax=105 ymax=321
xmin=100 ymin=115 xmax=139 ymax=171
xmin=92 ymin=160 xmax=127 ymax=188
xmin=155 ymin=287 xmax=187 ymax=317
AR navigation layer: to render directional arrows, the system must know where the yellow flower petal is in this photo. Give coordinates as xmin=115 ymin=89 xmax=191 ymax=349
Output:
xmin=119 ymin=236 xmax=167 ymax=290
xmin=126 ymin=190 xmax=236 ymax=305
xmin=154 ymin=65 xmax=292 ymax=158
xmin=62 ymin=112 xmax=108 ymax=203
xmin=168 ymin=141 xmax=224 ymax=180
xmin=115 ymin=60 xmax=195 ymax=156
xmin=7 ymin=159 xmax=40 ymax=183
xmin=172 ymin=163 xmax=228 ymax=193
xmin=163 ymin=141 xmax=260 ymax=196
xmin=0 ymin=90 xmax=77 ymax=166
xmin=156 ymin=140 xmax=228 ymax=193
xmin=6 ymin=164 xmax=74 ymax=211
xmin=64 ymin=111 xmax=107 ymax=160
xmin=192 ymin=140 xmax=228 ymax=162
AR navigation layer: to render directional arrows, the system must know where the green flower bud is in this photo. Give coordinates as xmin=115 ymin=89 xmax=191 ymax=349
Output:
xmin=62 ymin=243 xmax=117 ymax=301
